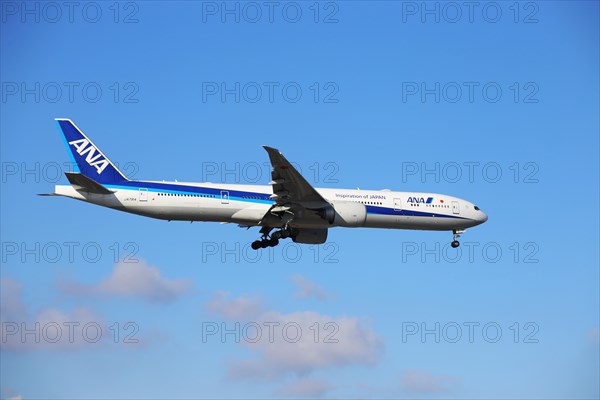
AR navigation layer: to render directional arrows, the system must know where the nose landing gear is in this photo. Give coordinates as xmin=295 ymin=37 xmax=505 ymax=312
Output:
xmin=451 ymin=229 xmax=466 ymax=248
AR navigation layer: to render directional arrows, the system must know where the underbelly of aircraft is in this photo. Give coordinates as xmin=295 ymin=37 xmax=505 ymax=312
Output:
xmin=94 ymin=194 xmax=472 ymax=231
xmin=364 ymin=214 xmax=471 ymax=231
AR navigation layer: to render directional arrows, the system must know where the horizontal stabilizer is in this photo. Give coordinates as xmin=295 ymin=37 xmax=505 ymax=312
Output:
xmin=65 ymin=172 xmax=114 ymax=194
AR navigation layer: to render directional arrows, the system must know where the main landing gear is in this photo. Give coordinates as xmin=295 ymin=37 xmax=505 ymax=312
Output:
xmin=451 ymin=229 xmax=466 ymax=248
xmin=251 ymin=227 xmax=292 ymax=250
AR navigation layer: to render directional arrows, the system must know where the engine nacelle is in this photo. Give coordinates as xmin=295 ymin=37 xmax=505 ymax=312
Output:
xmin=320 ymin=201 xmax=367 ymax=227
xmin=291 ymin=228 xmax=328 ymax=244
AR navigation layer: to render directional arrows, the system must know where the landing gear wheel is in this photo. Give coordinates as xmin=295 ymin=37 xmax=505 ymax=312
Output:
xmin=271 ymin=231 xmax=282 ymax=240
xmin=252 ymin=227 xmax=291 ymax=250
xmin=280 ymin=228 xmax=291 ymax=239
xmin=450 ymin=229 xmax=465 ymax=248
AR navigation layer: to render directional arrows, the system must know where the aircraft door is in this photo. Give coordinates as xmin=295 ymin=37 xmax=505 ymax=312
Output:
xmin=452 ymin=201 xmax=460 ymax=214
xmin=393 ymin=198 xmax=402 ymax=211
xmin=220 ymin=190 xmax=230 ymax=204
xmin=139 ymin=188 xmax=148 ymax=202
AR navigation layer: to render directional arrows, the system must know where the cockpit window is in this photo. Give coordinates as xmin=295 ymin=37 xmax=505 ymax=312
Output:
xmin=474 ymin=206 xmax=480 ymax=211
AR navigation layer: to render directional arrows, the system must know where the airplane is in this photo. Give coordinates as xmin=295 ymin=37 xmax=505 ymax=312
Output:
xmin=42 ymin=119 xmax=488 ymax=249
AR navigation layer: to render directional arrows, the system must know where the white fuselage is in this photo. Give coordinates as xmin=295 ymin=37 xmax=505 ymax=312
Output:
xmin=54 ymin=180 xmax=488 ymax=231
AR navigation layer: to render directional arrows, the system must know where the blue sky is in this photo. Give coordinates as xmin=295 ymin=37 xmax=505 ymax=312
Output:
xmin=1 ymin=1 xmax=598 ymax=399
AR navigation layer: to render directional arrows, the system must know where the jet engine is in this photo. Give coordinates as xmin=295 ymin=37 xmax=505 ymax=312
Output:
xmin=318 ymin=201 xmax=367 ymax=227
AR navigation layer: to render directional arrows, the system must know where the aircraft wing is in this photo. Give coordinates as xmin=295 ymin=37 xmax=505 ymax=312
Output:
xmin=262 ymin=146 xmax=329 ymax=209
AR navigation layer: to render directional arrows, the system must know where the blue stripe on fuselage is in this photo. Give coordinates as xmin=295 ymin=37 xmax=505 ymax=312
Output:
xmin=104 ymin=180 xmax=470 ymax=220
xmin=104 ymin=181 xmax=274 ymax=204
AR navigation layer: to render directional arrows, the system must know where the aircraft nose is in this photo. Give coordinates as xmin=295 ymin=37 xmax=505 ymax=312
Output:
xmin=480 ymin=211 xmax=488 ymax=223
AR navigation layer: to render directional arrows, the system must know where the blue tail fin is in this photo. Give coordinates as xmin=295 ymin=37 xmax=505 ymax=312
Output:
xmin=55 ymin=119 xmax=129 ymax=184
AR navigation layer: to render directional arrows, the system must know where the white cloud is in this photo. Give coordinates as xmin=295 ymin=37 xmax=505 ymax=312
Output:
xmin=275 ymin=377 xmax=332 ymax=398
xmin=60 ymin=260 xmax=192 ymax=303
xmin=1 ymin=386 xmax=23 ymax=400
xmin=1 ymin=278 xmax=27 ymax=320
xmin=1 ymin=277 xmax=108 ymax=350
xmin=239 ymin=310 xmax=382 ymax=377
xmin=218 ymin=308 xmax=383 ymax=380
xmin=400 ymin=369 xmax=459 ymax=394
xmin=0 ymin=277 xmax=148 ymax=351
xmin=588 ymin=328 xmax=600 ymax=346
xmin=204 ymin=291 xmax=265 ymax=321
xmin=291 ymin=275 xmax=329 ymax=301
xmin=205 ymin=289 xmax=383 ymax=396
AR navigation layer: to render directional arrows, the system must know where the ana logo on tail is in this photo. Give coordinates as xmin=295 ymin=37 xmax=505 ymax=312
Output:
xmin=68 ymin=138 xmax=109 ymax=174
